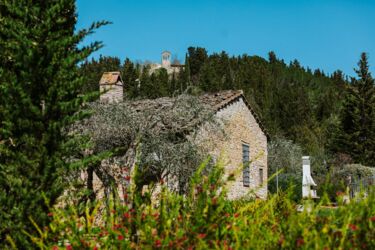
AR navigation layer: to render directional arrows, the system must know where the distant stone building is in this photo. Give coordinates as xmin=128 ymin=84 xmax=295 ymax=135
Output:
xmin=161 ymin=50 xmax=171 ymax=68
xmin=96 ymin=73 xmax=268 ymax=199
xmin=149 ymin=51 xmax=185 ymax=75
xmin=99 ymin=72 xmax=123 ymax=103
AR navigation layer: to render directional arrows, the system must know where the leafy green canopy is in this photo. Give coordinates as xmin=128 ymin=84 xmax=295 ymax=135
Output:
xmin=0 ymin=0 xmax=108 ymax=246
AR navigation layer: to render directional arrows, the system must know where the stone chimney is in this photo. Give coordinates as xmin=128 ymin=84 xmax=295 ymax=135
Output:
xmin=99 ymin=72 xmax=123 ymax=103
xmin=302 ymin=156 xmax=318 ymax=199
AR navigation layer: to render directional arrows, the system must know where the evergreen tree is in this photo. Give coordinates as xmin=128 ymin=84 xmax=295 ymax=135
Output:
xmin=122 ymin=58 xmax=139 ymax=99
xmin=268 ymin=51 xmax=277 ymax=64
xmin=220 ymin=51 xmax=234 ymax=90
xmin=332 ymin=53 xmax=375 ymax=166
xmin=155 ymin=68 xmax=170 ymax=97
xmin=331 ymin=70 xmax=347 ymax=88
xmin=187 ymin=46 xmax=208 ymax=84
xmin=0 ymin=0 xmax=107 ymax=246
xmin=177 ymin=67 xmax=186 ymax=93
xmin=179 ymin=46 xmax=344 ymax=157
xmin=170 ymin=72 xmax=178 ymax=95
xmin=183 ymin=53 xmax=191 ymax=87
xmin=199 ymin=60 xmax=219 ymax=91
xmin=139 ymin=65 xmax=153 ymax=98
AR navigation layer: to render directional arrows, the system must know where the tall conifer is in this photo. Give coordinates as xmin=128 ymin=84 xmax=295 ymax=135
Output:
xmin=333 ymin=53 xmax=375 ymax=165
xmin=122 ymin=58 xmax=139 ymax=99
xmin=0 ymin=0 xmax=107 ymax=246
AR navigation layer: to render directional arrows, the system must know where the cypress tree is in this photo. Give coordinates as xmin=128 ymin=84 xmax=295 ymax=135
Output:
xmin=220 ymin=51 xmax=234 ymax=90
xmin=170 ymin=72 xmax=177 ymax=95
xmin=0 ymin=0 xmax=108 ymax=246
xmin=122 ymin=58 xmax=139 ymax=99
xmin=187 ymin=46 xmax=208 ymax=84
xmin=268 ymin=51 xmax=277 ymax=64
xmin=333 ymin=53 xmax=375 ymax=166
xmin=156 ymin=68 xmax=170 ymax=97
xmin=139 ymin=65 xmax=152 ymax=98
xmin=184 ymin=53 xmax=191 ymax=86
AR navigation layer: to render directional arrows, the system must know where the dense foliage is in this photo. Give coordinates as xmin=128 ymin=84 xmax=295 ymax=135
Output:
xmin=0 ymin=0 xmax=107 ymax=247
xmin=26 ymin=163 xmax=375 ymax=250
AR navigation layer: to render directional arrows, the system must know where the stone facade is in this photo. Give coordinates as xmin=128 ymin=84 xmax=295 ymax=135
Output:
xmin=161 ymin=51 xmax=171 ymax=68
xmin=198 ymin=95 xmax=268 ymax=199
xmin=149 ymin=51 xmax=184 ymax=75
xmin=100 ymin=84 xmax=123 ymax=103
xmin=99 ymin=72 xmax=123 ymax=103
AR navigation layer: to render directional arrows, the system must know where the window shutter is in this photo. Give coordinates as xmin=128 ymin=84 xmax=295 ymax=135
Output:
xmin=242 ymin=144 xmax=250 ymax=187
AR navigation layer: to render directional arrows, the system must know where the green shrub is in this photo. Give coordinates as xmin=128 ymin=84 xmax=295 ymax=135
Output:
xmin=23 ymin=162 xmax=375 ymax=249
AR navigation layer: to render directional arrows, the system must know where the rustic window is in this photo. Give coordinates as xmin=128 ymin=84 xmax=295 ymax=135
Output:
xmin=242 ymin=143 xmax=250 ymax=187
xmin=259 ymin=168 xmax=264 ymax=186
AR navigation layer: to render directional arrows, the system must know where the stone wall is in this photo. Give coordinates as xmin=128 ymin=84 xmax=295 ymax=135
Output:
xmin=198 ymin=97 xmax=268 ymax=199
xmin=149 ymin=63 xmax=183 ymax=75
xmin=100 ymin=83 xmax=123 ymax=103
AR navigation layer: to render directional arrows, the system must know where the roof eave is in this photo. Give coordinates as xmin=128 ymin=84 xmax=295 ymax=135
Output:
xmin=214 ymin=91 xmax=270 ymax=140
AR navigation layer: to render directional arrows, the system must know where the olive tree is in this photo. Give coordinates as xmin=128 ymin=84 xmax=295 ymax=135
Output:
xmin=75 ymin=94 xmax=218 ymax=201
xmin=268 ymin=137 xmax=303 ymax=199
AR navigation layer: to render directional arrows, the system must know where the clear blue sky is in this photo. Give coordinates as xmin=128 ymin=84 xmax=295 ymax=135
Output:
xmin=76 ymin=0 xmax=375 ymax=77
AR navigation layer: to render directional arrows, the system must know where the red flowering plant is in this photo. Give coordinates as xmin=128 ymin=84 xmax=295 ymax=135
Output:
xmin=24 ymin=161 xmax=374 ymax=249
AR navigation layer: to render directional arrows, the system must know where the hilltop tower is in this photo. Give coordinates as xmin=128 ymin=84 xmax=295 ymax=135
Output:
xmin=161 ymin=51 xmax=171 ymax=68
xmin=99 ymin=71 xmax=123 ymax=103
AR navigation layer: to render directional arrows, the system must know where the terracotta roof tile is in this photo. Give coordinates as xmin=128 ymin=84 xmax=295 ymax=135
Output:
xmin=198 ymin=90 xmax=243 ymax=111
xmin=99 ymin=72 xmax=123 ymax=85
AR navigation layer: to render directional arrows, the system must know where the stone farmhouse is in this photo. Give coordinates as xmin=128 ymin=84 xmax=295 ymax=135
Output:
xmin=99 ymin=72 xmax=123 ymax=103
xmin=96 ymin=71 xmax=268 ymax=199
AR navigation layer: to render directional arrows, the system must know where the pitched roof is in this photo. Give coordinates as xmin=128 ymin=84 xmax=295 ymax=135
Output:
xmin=162 ymin=50 xmax=171 ymax=55
xmin=171 ymin=59 xmax=185 ymax=67
xmin=199 ymin=90 xmax=244 ymax=111
xmin=199 ymin=90 xmax=268 ymax=138
xmin=125 ymin=90 xmax=268 ymax=138
xmin=99 ymin=72 xmax=123 ymax=85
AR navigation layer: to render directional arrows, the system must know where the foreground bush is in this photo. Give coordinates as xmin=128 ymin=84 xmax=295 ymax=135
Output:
xmin=0 ymin=1 xmax=108 ymax=247
xmin=21 ymin=164 xmax=375 ymax=249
